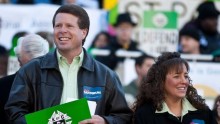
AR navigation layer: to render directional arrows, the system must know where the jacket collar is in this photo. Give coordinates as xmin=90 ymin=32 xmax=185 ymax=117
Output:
xmin=40 ymin=48 xmax=94 ymax=72
xmin=81 ymin=48 xmax=94 ymax=72
xmin=155 ymin=98 xmax=197 ymax=117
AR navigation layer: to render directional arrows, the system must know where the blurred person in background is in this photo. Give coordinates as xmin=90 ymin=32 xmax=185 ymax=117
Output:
xmin=109 ymin=12 xmax=142 ymax=70
xmin=62 ymin=0 xmax=99 ymax=9
xmin=14 ymin=34 xmax=49 ymax=66
xmin=0 ymin=34 xmax=49 ymax=124
xmin=5 ymin=5 xmax=132 ymax=124
xmin=183 ymin=1 xmax=220 ymax=54
xmin=124 ymin=54 xmax=154 ymax=107
xmin=112 ymin=13 xmax=138 ymax=51
xmin=0 ymin=45 xmax=9 ymax=78
xmin=36 ymin=31 xmax=55 ymax=51
xmin=212 ymin=50 xmax=220 ymax=62
xmin=213 ymin=95 xmax=220 ymax=124
xmin=179 ymin=26 xmax=202 ymax=54
xmin=88 ymin=31 xmax=113 ymax=68
xmin=133 ymin=52 xmax=217 ymax=124
xmin=11 ymin=0 xmax=50 ymax=4
xmin=9 ymin=31 xmax=28 ymax=57
xmin=12 ymin=0 xmax=34 ymax=4
xmin=0 ymin=18 xmax=8 ymax=78
xmin=89 ymin=31 xmax=110 ymax=50
xmin=6 ymin=31 xmax=28 ymax=76
xmin=0 ymin=18 xmax=1 ymax=35
xmin=0 ymin=0 xmax=9 ymax=3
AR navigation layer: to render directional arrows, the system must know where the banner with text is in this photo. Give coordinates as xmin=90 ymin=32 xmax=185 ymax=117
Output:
xmin=139 ymin=10 xmax=178 ymax=54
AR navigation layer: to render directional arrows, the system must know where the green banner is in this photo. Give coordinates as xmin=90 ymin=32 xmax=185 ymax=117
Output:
xmin=108 ymin=4 xmax=118 ymax=25
xmin=143 ymin=11 xmax=177 ymax=29
xmin=25 ymin=98 xmax=91 ymax=124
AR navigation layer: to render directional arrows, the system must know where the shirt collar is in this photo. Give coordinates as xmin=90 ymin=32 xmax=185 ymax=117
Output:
xmin=181 ymin=98 xmax=197 ymax=116
xmin=155 ymin=98 xmax=197 ymax=117
xmin=78 ymin=50 xmax=84 ymax=66
xmin=56 ymin=49 xmax=84 ymax=66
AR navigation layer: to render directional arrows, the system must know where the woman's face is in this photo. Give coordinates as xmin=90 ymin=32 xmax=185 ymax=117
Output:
xmin=164 ymin=64 xmax=190 ymax=101
xmin=94 ymin=34 xmax=108 ymax=48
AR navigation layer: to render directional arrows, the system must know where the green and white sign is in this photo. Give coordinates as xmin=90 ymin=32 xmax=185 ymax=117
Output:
xmin=143 ymin=11 xmax=177 ymax=29
xmin=139 ymin=10 xmax=178 ymax=54
xmin=25 ymin=98 xmax=91 ymax=124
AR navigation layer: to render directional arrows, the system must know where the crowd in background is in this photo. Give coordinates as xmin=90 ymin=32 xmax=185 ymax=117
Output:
xmin=178 ymin=1 xmax=220 ymax=62
xmin=0 ymin=0 xmax=220 ymax=124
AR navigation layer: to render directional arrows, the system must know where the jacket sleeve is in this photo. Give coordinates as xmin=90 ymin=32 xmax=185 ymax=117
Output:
xmin=5 ymin=69 xmax=32 ymax=124
xmin=102 ymin=71 xmax=132 ymax=124
xmin=134 ymin=103 xmax=155 ymax=124
xmin=209 ymin=109 xmax=217 ymax=124
xmin=134 ymin=111 xmax=146 ymax=124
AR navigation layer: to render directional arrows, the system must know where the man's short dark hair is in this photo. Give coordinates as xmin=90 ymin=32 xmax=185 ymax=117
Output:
xmin=52 ymin=4 xmax=90 ymax=45
xmin=135 ymin=54 xmax=154 ymax=66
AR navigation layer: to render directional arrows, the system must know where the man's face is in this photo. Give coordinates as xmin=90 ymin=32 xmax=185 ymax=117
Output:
xmin=201 ymin=17 xmax=218 ymax=33
xmin=180 ymin=36 xmax=200 ymax=54
xmin=136 ymin=58 xmax=154 ymax=78
xmin=53 ymin=13 xmax=87 ymax=53
xmin=16 ymin=47 xmax=30 ymax=67
xmin=115 ymin=22 xmax=133 ymax=43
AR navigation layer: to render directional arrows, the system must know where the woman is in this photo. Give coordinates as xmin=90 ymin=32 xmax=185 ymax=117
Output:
xmin=213 ymin=95 xmax=220 ymax=124
xmin=133 ymin=52 xmax=216 ymax=124
xmin=89 ymin=31 xmax=111 ymax=50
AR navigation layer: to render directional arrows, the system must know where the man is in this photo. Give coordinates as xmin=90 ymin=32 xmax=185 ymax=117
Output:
xmin=0 ymin=45 xmax=8 ymax=78
xmin=179 ymin=26 xmax=201 ymax=54
xmin=5 ymin=5 xmax=132 ymax=124
xmin=124 ymin=54 xmax=154 ymax=107
xmin=108 ymin=12 xmax=141 ymax=70
xmin=183 ymin=1 xmax=220 ymax=54
xmin=0 ymin=34 xmax=49 ymax=124
xmin=196 ymin=1 xmax=220 ymax=54
xmin=0 ymin=18 xmax=9 ymax=78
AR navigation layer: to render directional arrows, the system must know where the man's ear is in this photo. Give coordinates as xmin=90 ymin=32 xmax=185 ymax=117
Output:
xmin=82 ymin=29 xmax=88 ymax=39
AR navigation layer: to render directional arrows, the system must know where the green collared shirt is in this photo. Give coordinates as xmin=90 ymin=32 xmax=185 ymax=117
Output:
xmin=57 ymin=50 xmax=84 ymax=104
xmin=156 ymin=98 xmax=197 ymax=122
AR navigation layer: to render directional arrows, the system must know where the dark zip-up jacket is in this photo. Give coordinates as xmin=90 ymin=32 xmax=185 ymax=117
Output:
xmin=134 ymin=102 xmax=217 ymax=124
xmin=5 ymin=48 xmax=132 ymax=124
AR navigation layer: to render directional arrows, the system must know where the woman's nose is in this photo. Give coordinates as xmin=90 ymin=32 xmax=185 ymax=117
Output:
xmin=181 ymin=77 xmax=189 ymax=84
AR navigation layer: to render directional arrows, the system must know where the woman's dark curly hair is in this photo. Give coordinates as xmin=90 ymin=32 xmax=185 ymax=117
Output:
xmin=133 ymin=52 xmax=208 ymax=112
xmin=213 ymin=95 xmax=220 ymax=120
